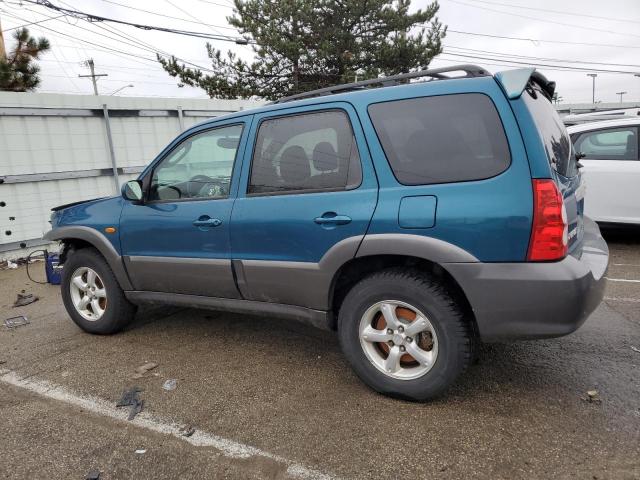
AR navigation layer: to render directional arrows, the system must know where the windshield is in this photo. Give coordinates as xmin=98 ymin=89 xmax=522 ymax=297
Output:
xmin=522 ymin=84 xmax=577 ymax=178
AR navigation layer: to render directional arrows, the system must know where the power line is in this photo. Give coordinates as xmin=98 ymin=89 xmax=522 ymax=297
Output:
xmin=1 ymin=12 xmax=66 ymax=32
xmin=46 ymin=71 xmax=182 ymax=85
xmin=462 ymin=0 xmax=640 ymax=25
xmin=444 ymin=0 xmax=640 ymax=40
xmin=98 ymin=0 xmax=239 ymax=32
xmin=22 ymin=0 xmax=252 ymax=44
xmin=444 ymin=45 xmax=640 ymax=69
xmin=3 ymin=5 xmax=220 ymax=73
xmin=446 ymin=29 xmax=640 ymax=50
xmin=20 ymin=5 xmax=173 ymax=58
xmin=0 ymin=8 xmax=160 ymax=63
xmin=191 ymin=0 xmax=234 ymax=9
xmin=163 ymin=0 xmax=229 ymax=38
xmin=439 ymin=51 xmax=640 ymax=75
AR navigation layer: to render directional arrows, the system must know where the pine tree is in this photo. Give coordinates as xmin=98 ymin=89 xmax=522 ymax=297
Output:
xmin=0 ymin=27 xmax=50 ymax=92
xmin=158 ymin=0 xmax=445 ymax=100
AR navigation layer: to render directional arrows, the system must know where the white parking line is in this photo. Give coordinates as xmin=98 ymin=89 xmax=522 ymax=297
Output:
xmin=0 ymin=369 xmax=336 ymax=480
xmin=612 ymin=263 xmax=640 ymax=267
xmin=605 ymin=277 xmax=640 ymax=283
xmin=604 ymin=297 xmax=640 ymax=303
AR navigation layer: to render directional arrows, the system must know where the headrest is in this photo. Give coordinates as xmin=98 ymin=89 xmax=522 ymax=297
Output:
xmin=279 ymin=146 xmax=310 ymax=185
xmin=312 ymin=142 xmax=338 ymax=172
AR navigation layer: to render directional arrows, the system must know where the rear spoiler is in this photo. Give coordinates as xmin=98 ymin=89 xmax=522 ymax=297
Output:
xmin=494 ymin=68 xmax=556 ymax=102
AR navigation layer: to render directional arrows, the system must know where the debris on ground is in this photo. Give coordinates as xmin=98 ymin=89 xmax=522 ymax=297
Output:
xmin=116 ymin=386 xmax=144 ymax=420
xmin=13 ymin=292 xmax=38 ymax=307
xmin=0 ymin=360 xmax=6 ymax=365
xmin=127 ymin=399 xmax=144 ymax=420
xmin=116 ymin=386 xmax=142 ymax=407
xmin=6 ymin=260 xmax=18 ymax=269
xmin=583 ymin=389 xmax=602 ymax=404
xmin=132 ymin=362 xmax=158 ymax=379
xmin=179 ymin=425 xmax=195 ymax=437
xmin=135 ymin=449 xmax=146 ymax=454
xmin=631 ymin=346 xmax=640 ymax=354
xmin=4 ymin=315 xmax=30 ymax=329
xmin=162 ymin=379 xmax=177 ymax=391
xmin=85 ymin=469 xmax=101 ymax=480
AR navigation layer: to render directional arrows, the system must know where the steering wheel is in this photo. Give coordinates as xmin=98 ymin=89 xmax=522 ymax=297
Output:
xmin=189 ymin=175 xmax=228 ymax=197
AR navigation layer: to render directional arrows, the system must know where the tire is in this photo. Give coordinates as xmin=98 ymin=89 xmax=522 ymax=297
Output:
xmin=338 ymin=268 xmax=473 ymax=401
xmin=61 ymin=247 xmax=136 ymax=334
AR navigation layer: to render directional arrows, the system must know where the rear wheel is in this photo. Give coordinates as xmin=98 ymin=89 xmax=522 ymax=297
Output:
xmin=61 ymin=248 xmax=136 ymax=334
xmin=338 ymin=268 xmax=473 ymax=401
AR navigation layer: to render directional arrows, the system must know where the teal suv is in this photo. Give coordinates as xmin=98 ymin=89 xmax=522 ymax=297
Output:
xmin=46 ymin=65 xmax=608 ymax=400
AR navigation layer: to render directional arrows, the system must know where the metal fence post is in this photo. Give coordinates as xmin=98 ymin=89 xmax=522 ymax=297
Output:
xmin=177 ymin=105 xmax=184 ymax=132
xmin=102 ymin=104 xmax=119 ymax=194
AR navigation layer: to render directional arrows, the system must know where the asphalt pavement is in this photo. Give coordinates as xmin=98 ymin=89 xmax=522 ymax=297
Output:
xmin=1 ymin=228 xmax=639 ymax=480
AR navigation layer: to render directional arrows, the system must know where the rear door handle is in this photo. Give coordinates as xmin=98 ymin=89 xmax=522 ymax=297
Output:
xmin=314 ymin=212 xmax=352 ymax=225
xmin=193 ymin=216 xmax=222 ymax=227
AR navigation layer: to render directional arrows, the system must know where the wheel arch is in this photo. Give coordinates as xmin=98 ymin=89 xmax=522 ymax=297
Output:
xmin=44 ymin=226 xmax=133 ymax=290
xmin=328 ymin=234 xmax=479 ymax=333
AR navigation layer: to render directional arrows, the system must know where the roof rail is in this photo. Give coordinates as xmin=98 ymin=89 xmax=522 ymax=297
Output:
xmin=273 ymin=64 xmax=490 ymax=104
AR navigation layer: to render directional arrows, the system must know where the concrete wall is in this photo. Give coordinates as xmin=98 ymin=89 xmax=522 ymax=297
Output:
xmin=0 ymin=92 xmax=263 ymax=259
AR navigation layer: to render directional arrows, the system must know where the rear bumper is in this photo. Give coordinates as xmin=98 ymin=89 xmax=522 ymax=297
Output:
xmin=444 ymin=217 xmax=608 ymax=341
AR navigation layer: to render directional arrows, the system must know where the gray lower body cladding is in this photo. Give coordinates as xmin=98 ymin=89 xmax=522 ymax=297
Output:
xmin=125 ymin=291 xmax=331 ymax=330
xmin=444 ymin=217 xmax=608 ymax=341
xmin=46 ymin=222 xmax=608 ymax=341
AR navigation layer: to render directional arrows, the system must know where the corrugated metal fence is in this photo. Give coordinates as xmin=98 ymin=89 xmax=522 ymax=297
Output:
xmin=0 ymin=92 xmax=262 ymax=258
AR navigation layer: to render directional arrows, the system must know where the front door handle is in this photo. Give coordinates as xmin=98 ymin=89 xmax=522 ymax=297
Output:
xmin=314 ymin=212 xmax=352 ymax=226
xmin=193 ymin=216 xmax=222 ymax=227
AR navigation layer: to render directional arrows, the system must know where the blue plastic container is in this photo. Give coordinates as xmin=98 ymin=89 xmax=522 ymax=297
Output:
xmin=45 ymin=253 xmax=62 ymax=285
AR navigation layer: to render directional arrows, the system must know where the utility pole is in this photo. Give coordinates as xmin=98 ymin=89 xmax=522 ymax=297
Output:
xmin=0 ymin=16 xmax=7 ymax=61
xmin=586 ymin=73 xmax=597 ymax=104
xmin=78 ymin=59 xmax=108 ymax=95
xmin=616 ymin=91 xmax=627 ymax=103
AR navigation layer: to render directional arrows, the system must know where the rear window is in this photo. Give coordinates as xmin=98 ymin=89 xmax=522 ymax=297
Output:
xmin=368 ymin=93 xmax=511 ymax=185
xmin=522 ymin=84 xmax=577 ymax=177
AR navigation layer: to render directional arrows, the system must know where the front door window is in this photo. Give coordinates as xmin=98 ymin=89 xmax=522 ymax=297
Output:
xmin=149 ymin=124 xmax=244 ymax=201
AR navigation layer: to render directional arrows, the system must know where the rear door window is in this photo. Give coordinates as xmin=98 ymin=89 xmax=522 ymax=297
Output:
xmin=248 ymin=110 xmax=362 ymax=195
xmin=574 ymin=127 xmax=638 ymax=160
xmin=522 ymin=85 xmax=578 ymax=177
xmin=368 ymin=93 xmax=511 ymax=185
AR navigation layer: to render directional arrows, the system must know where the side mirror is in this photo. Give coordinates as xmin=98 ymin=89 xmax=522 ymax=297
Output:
xmin=122 ymin=180 xmax=143 ymax=202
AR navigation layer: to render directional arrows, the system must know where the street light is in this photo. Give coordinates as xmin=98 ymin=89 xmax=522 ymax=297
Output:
xmin=616 ymin=91 xmax=628 ymax=103
xmin=109 ymin=84 xmax=134 ymax=96
xmin=586 ymin=73 xmax=597 ymax=103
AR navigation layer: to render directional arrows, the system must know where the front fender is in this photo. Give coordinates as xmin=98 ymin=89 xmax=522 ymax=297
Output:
xmin=44 ymin=226 xmax=133 ymax=290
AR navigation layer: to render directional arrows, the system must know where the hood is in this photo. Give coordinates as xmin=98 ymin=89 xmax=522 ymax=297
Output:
xmin=51 ymin=197 xmax=109 ymax=212
xmin=49 ymin=195 xmax=124 ymax=231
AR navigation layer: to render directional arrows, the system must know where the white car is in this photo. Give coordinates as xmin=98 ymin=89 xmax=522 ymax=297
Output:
xmin=568 ymin=118 xmax=639 ymax=225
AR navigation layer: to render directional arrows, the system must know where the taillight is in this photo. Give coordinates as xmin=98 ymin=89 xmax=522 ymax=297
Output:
xmin=527 ymin=179 xmax=568 ymax=261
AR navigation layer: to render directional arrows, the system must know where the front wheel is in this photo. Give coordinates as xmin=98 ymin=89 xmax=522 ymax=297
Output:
xmin=61 ymin=248 xmax=136 ymax=334
xmin=338 ymin=268 xmax=473 ymax=401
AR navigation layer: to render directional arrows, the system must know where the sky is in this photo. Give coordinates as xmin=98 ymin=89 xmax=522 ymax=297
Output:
xmin=0 ymin=0 xmax=639 ymax=104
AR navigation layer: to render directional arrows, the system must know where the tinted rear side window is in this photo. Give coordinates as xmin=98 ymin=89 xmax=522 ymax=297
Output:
xmin=522 ymin=84 xmax=577 ymax=177
xmin=248 ymin=110 xmax=362 ymax=195
xmin=368 ymin=93 xmax=511 ymax=185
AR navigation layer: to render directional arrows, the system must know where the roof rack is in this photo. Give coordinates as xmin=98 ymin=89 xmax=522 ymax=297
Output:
xmin=274 ymin=64 xmax=490 ymax=104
